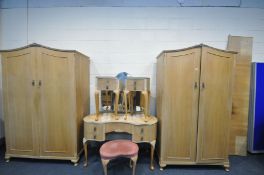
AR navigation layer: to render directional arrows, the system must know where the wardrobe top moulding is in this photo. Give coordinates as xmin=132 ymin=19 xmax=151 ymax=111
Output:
xmin=156 ymin=44 xmax=237 ymax=58
xmin=0 ymin=43 xmax=90 ymax=59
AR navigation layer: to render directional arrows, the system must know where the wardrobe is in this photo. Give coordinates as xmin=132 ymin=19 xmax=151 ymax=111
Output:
xmin=0 ymin=43 xmax=90 ymax=165
xmin=156 ymin=44 xmax=236 ymax=171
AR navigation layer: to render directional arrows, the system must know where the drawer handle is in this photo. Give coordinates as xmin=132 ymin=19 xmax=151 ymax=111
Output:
xmin=140 ymin=136 xmax=144 ymax=141
xmin=106 ymin=85 xmax=109 ymax=90
xmin=93 ymin=127 xmax=97 ymax=132
xmin=141 ymin=128 xmax=144 ymax=134
xmin=93 ymin=135 xmax=97 ymax=139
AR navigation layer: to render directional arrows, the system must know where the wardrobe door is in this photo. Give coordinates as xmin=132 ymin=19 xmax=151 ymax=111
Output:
xmin=37 ymin=48 xmax=76 ymax=157
xmin=2 ymin=48 xmax=39 ymax=156
xmin=163 ymin=48 xmax=201 ymax=163
xmin=197 ymin=47 xmax=234 ymax=163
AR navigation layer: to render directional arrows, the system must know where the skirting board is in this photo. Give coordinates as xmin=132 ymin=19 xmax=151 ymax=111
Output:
xmin=227 ymin=35 xmax=253 ymax=156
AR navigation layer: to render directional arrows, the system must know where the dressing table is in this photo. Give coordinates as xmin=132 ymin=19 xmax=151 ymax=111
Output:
xmin=83 ymin=76 xmax=157 ymax=170
xmin=83 ymin=113 xmax=157 ymax=170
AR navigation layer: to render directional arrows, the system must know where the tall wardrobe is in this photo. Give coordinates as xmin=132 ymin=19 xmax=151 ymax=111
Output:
xmin=156 ymin=44 xmax=236 ymax=171
xmin=0 ymin=43 xmax=90 ymax=165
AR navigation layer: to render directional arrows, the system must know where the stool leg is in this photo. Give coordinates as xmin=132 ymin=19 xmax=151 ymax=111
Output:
xmin=129 ymin=159 xmax=133 ymax=168
xmin=131 ymin=156 xmax=138 ymax=175
xmin=101 ymin=159 xmax=110 ymax=175
xmin=83 ymin=138 xmax=88 ymax=167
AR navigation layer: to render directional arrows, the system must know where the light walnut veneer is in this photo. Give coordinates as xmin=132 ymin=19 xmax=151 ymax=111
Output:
xmin=83 ymin=113 xmax=157 ymax=170
xmin=1 ymin=43 xmax=90 ymax=164
xmin=156 ymin=44 xmax=236 ymax=170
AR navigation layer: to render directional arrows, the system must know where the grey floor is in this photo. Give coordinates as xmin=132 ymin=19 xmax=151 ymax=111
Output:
xmin=0 ymin=143 xmax=264 ymax=175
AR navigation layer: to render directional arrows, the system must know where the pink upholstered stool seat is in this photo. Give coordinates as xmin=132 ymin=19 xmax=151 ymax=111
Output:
xmin=100 ymin=140 xmax=139 ymax=175
xmin=100 ymin=140 xmax=139 ymax=159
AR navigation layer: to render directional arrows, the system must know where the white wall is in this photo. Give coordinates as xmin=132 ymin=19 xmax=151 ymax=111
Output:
xmin=0 ymin=6 xmax=264 ymax=138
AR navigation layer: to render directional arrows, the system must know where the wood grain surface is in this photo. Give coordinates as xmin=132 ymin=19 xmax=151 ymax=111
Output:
xmin=227 ymin=35 xmax=253 ymax=155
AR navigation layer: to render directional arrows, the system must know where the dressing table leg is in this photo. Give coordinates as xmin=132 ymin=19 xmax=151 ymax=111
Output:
xmin=83 ymin=138 xmax=88 ymax=167
xmin=114 ymin=90 xmax=120 ymax=120
xmin=130 ymin=92 xmax=134 ymax=115
xmin=128 ymin=92 xmax=131 ymax=113
xmin=95 ymin=90 xmax=100 ymax=121
xmin=142 ymin=90 xmax=150 ymax=122
xmin=150 ymin=140 xmax=156 ymax=170
xmin=124 ymin=90 xmax=129 ymax=119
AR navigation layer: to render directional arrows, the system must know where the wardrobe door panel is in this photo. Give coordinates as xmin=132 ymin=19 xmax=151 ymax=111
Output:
xmin=163 ymin=48 xmax=201 ymax=162
xmin=2 ymin=48 xmax=39 ymax=156
xmin=37 ymin=48 xmax=76 ymax=157
xmin=197 ymin=47 xmax=234 ymax=163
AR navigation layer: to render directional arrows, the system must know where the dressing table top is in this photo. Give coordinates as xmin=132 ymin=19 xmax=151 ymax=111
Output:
xmin=84 ymin=113 xmax=157 ymax=125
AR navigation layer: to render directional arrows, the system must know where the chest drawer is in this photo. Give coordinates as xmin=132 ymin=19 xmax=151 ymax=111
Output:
xmin=84 ymin=123 xmax=105 ymax=141
xmin=126 ymin=78 xmax=150 ymax=91
xmin=132 ymin=124 xmax=157 ymax=142
xmin=97 ymin=77 xmax=120 ymax=91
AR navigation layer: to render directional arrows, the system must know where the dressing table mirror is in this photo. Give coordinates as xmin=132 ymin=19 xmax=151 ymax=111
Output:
xmin=124 ymin=77 xmax=150 ymax=122
xmin=95 ymin=76 xmax=121 ymax=120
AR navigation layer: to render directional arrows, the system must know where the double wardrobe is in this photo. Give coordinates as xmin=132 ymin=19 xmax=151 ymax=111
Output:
xmin=156 ymin=44 xmax=236 ymax=170
xmin=0 ymin=44 xmax=90 ymax=165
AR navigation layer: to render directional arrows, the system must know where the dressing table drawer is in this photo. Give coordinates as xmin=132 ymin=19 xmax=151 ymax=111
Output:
xmin=105 ymin=123 xmax=133 ymax=133
xmin=133 ymin=124 xmax=157 ymax=142
xmin=126 ymin=78 xmax=150 ymax=91
xmin=97 ymin=77 xmax=120 ymax=91
xmin=84 ymin=123 xmax=105 ymax=141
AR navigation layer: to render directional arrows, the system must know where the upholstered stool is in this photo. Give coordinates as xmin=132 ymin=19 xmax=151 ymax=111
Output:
xmin=100 ymin=140 xmax=139 ymax=175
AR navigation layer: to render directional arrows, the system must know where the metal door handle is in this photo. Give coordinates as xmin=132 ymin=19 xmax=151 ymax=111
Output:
xmin=32 ymin=80 xmax=35 ymax=86
xmin=194 ymin=82 xmax=198 ymax=89
xmin=201 ymin=82 xmax=205 ymax=89
xmin=38 ymin=80 xmax=42 ymax=87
